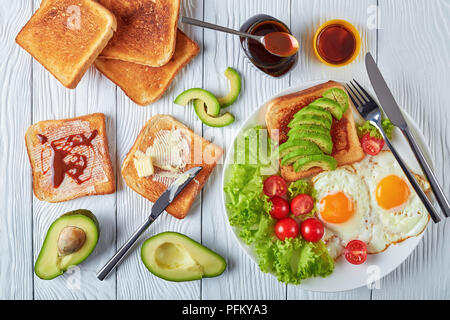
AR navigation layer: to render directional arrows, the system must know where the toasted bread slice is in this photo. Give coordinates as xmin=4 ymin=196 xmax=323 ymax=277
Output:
xmin=25 ymin=113 xmax=115 ymax=202
xmin=121 ymin=115 xmax=223 ymax=219
xmin=265 ymin=81 xmax=365 ymax=181
xmin=95 ymin=30 xmax=199 ymax=106
xmin=98 ymin=0 xmax=180 ymax=67
xmin=16 ymin=0 xmax=117 ymax=89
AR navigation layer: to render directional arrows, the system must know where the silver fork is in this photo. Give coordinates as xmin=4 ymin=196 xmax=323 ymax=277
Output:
xmin=345 ymin=80 xmax=441 ymax=223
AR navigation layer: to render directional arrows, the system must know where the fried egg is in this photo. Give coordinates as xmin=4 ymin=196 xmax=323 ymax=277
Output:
xmin=312 ymin=167 xmax=372 ymax=246
xmin=352 ymin=151 xmax=430 ymax=253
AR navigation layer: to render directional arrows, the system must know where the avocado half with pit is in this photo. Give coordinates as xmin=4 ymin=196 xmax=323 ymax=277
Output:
xmin=34 ymin=210 xmax=99 ymax=280
xmin=141 ymin=232 xmax=227 ymax=282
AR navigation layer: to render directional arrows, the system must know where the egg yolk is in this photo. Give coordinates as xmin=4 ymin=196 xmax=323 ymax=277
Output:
xmin=376 ymin=174 xmax=410 ymax=210
xmin=320 ymin=192 xmax=355 ymax=224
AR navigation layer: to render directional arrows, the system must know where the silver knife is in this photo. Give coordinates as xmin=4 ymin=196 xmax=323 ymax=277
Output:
xmin=97 ymin=166 xmax=203 ymax=281
xmin=366 ymin=52 xmax=450 ymax=218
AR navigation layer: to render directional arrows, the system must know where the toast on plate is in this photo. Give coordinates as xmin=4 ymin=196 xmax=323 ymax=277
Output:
xmin=95 ymin=29 xmax=199 ymax=106
xmin=16 ymin=0 xmax=117 ymax=89
xmin=25 ymin=113 xmax=115 ymax=202
xmin=121 ymin=115 xmax=223 ymax=219
xmin=265 ymin=81 xmax=365 ymax=181
xmin=98 ymin=0 xmax=180 ymax=67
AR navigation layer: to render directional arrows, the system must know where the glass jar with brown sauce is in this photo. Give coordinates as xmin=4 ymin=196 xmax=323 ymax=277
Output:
xmin=240 ymin=14 xmax=298 ymax=77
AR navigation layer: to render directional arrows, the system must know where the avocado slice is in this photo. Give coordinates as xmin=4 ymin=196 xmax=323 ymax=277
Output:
xmin=278 ymin=139 xmax=321 ymax=158
xmin=141 ymin=232 xmax=227 ymax=282
xmin=309 ymin=97 xmax=344 ymax=120
xmin=281 ymin=147 xmax=323 ymax=166
xmin=174 ymin=88 xmax=220 ymax=116
xmin=288 ymin=124 xmax=331 ymax=138
xmin=34 ymin=209 xmax=99 ymax=280
xmin=288 ymin=114 xmax=332 ymax=130
xmin=193 ymin=100 xmax=235 ymax=127
xmin=293 ymin=154 xmax=338 ymax=172
xmin=285 ymin=131 xmax=333 ymax=154
xmin=323 ymin=88 xmax=349 ymax=113
xmin=217 ymin=67 xmax=241 ymax=108
xmin=293 ymin=105 xmax=333 ymax=123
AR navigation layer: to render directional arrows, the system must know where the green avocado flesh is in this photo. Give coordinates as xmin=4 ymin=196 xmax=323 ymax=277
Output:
xmin=293 ymin=155 xmax=338 ymax=172
xmin=174 ymin=88 xmax=220 ymax=116
xmin=286 ymin=131 xmax=333 ymax=154
xmin=278 ymin=140 xmax=321 ymax=158
xmin=193 ymin=100 xmax=235 ymax=127
xmin=288 ymin=124 xmax=331 ymax=138
xmin=309 ymin=97 xmax=344 ymax=120
xmin=141 ymin=232 xmax=227 ymax=282
xmin=217 ymin=67 xmax=241 ymax=108
xmin=281 ymin=147 xmax=323 ymax=166
xmin=323 ymin=88 xmax=349 ymax=113
xmin=34 ymin=210 xmax=99 ymax=280
xmin=293 ymin=105 xmax=333 ymax=123
xmin=288 ymin=114 xmax=332 ymax=129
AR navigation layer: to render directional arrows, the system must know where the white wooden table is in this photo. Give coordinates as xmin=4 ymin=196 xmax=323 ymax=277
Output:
xmin=1 ymin=0 xmax=449 ymax=300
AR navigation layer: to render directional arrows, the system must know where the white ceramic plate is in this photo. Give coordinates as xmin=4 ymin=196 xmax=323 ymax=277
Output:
xmin=221 ymin=80 xmax=433 ymax=292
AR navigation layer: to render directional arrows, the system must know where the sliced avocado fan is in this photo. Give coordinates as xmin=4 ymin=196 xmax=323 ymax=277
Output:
xmin=309 ymin=97 xmax=344 ymax=120
xmin=323 ymin=87 xmax=349 ymax=113
xmin=293 ymin=154 xmax=337 ymax=172
xmin=288 ymin=114 xmax=332 ymax=130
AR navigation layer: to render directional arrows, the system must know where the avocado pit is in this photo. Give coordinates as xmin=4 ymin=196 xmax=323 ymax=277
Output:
xmin=57 ymin=226 xmax=86 ymax=256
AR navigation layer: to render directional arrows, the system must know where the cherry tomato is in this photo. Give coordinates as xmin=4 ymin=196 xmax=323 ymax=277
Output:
xmin=263 ymin=175 xmax=287 ymax=198
xmin=300 ymin=218 xmax=324 ymax=242
xmin=290 ymin=194 xmax=314 ymax=216
xmin=274 ymin=218 xmax=299 ymax=240
xmin=269 ymin=196 xmax=290 ymax=219
xmin=361 ymin=133 xmax=385 ymax=156
xmin=345 ymin=240 xmax=367 ymax=265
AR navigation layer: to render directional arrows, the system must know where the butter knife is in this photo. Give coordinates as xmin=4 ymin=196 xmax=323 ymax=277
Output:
xmin=366 ymin=52 xmax=450 ymax=218
xmin=97 ymin=166 xmax=203 ymax=281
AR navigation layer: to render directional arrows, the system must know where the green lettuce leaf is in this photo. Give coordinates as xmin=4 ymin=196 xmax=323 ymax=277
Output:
xmin=357 ymin=119 xmax=395 ymax=140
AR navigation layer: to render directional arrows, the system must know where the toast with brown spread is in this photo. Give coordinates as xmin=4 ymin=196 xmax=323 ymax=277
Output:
xmin=265 ymin=81 xmax=365 ymax=181
xmin=25 ymin=113 xmax=115 ymax=202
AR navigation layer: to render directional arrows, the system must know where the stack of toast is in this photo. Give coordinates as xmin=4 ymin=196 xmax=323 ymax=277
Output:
xmin=265 ymin=81 xmax=365 ymax=181
xmin=16 ymin=0 xmax=199 ymax=106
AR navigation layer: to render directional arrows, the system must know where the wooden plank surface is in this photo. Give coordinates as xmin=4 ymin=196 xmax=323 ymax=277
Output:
xmin=0 ymin=0 xmax=34 ymax=300
xmin=372 ymin=0 xmax=450 ymax=299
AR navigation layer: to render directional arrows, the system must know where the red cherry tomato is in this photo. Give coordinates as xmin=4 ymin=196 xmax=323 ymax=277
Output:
xmin=290 ymin=194 xmax=314 ymax=216
xmin=263 ymin=176 xmax=287 ymax=198
xmin=269 ymin=196 xmax=290 ymax=219
xmin=345 ymin=240 xmax=367 ymax=265
xmin=300 ymin=218 xmax=324 ymax=242
xmin=361 ymin=133 xmax=385 ymax=156
xmin=274 ymin=218 xmax=299 ymax=241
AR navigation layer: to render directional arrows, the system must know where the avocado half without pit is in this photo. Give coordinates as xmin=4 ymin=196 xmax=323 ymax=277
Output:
xmin=141 ymin=232 xmax=227 ymax=282
xmin=34 ymin=209 xmax=99 ymax=280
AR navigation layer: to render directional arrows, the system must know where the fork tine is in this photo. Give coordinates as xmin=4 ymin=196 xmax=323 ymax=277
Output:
xmin=349 ymin=80 xmax=369 ymax=103
xmin=352 ymin=79 xmax=374 ymax=103
xmin=345 ymin=83 xmax=364 ymax=107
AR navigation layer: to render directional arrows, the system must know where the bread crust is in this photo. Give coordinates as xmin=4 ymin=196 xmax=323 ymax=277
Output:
xmin=95 ymin=29 xmax=199 ymax=106
xmin=98 ymin=0 xmax=180 ymax=67
xmin=16 ymin=0 xmax=117 ymax=89
xmin=25 ymin=113 xmax=115 ymax=202
xmin=265 ymin=81 xmax=365 ymax=181
xmin=121 ymin=115 xmax=223 ymax=219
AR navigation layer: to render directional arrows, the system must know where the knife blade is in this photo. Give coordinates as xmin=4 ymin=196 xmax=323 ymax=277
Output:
xmin=97 ymin=166 xmax=203 ymax=280
xmin=365 ymin=53 xmax=408 ymax=129
xmin=366 ymin=52 xmax=450 ymax=218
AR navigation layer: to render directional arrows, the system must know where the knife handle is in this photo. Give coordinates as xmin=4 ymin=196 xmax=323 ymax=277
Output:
xmin=97 ymin=217 xmax=155 ymax=281
xmin=375 ymin=124 xmax=441 ymax=223
xmin=402 ymin=127 xmax=450 ymax=218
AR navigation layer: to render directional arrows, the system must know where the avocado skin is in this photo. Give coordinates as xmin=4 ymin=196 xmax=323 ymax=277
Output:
xmin=141 ymin=232 xmax=227 ymax=282
xmin=293 ymin=155 xmax=337 ymax=172
xmin=323 ymin=88 xmax=349 ymax=113
xmin=34 ymin=210 xmax=99 ymax=280
xmin=309 ymin=97 xmax=344 ymax=120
